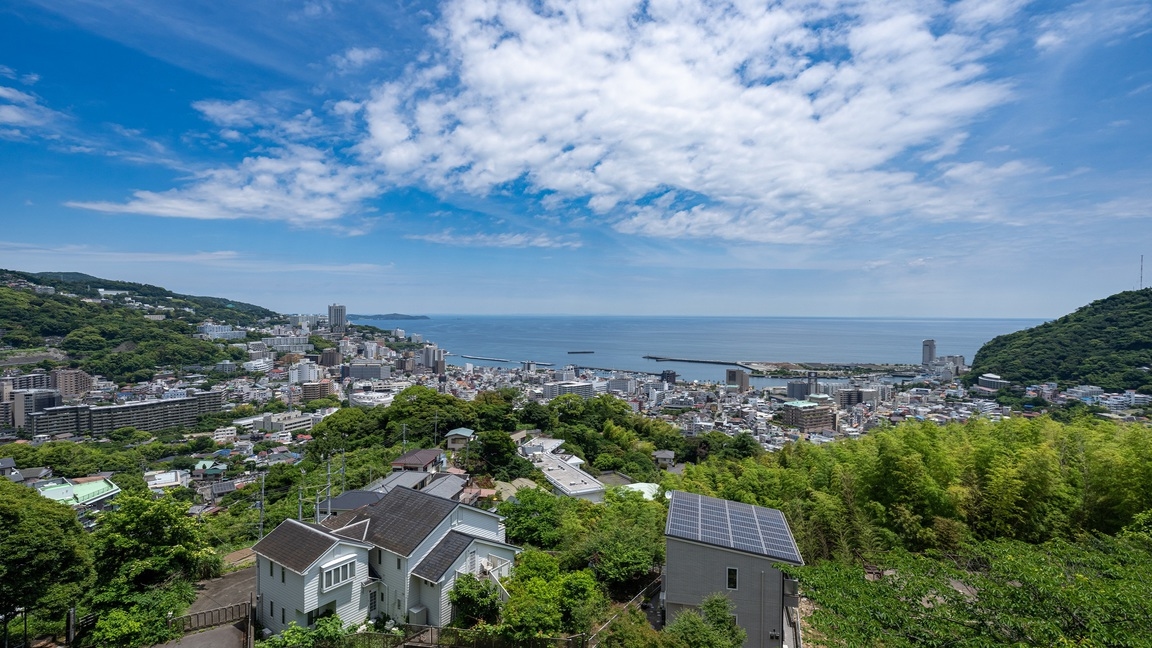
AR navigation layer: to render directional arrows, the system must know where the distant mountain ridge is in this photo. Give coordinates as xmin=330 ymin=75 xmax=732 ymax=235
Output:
xmin=349 ymin=313 xmax=430 ymax=320
xmin=966 ymin=288 xmax=1152 ymax=392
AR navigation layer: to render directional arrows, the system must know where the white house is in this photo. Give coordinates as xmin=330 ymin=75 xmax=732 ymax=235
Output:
xmin=253 ymin=487 xmax=519 ymax=634
xmin=444 ymin=427 xmax=474 ymax=451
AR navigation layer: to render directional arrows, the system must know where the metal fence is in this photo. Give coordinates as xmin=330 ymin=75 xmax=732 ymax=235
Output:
xmin=169 ymin=601 xmax=249 ymax=634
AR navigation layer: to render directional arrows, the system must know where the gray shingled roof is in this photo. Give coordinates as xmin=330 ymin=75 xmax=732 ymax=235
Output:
xmin=253 ymin=518 xmax=340 ymax=573
xmin=328 ymin=487 xmax=457 ymax=557
xmin=391 ymin=448 xmax=443 ymax=467
xmin=412 ymin=530 xmax=474 ymax=582
xmin=319 ymin=490 xmax=385 ymax=512
xmin=422 ymin=474 xmax=466 ymax=501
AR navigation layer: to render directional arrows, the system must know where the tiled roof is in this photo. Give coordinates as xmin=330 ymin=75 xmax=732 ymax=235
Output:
xmin=319 ymin=490 xmax=385 ymax=511
xmin=391 ymin=448 xmax=443 ymax=467
xmin=412 ymin=531 xmax=473 ymax=582
xmin=253 ymin=519 xmax=340 ymax=573
xmin=327 ymin=487 xmax=457 ymax=557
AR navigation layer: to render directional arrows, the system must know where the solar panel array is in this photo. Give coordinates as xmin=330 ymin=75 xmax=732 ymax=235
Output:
xmin=666 ymin=491 xmax=804 ymax=565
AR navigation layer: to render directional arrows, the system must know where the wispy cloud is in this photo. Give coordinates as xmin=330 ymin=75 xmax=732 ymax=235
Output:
xmin=0 ymin=240 xmax=390 ymax=274
xmin=406 ymin=230 xmax=582 ymax=249
xmin=65 ymin=145 xmax=379 ymax=230
xmin=1034 ymin=0 xmax=1152 ymax=52
xmin=0 ymin=83 xmax=66 ymax=136
xmin=330 ymin=47 xmax=384 ymax=74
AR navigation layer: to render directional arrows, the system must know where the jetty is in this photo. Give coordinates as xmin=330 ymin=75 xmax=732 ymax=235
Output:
xmin=642 ymin=355 xmax=744 ymax=368
xmin=459 ymin=355 xmax=512 ymax=363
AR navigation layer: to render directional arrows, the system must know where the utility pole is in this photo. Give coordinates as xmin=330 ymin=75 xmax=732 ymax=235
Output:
xmin=341 ymin=449 xmax=346 ymax=493
xmin=258 ymin=472 xmax=265 ymax=540
xmin=326 ymin=456 xmax=332 ymax=519
xmin=402 ymin=423 xmax=407 ymax=453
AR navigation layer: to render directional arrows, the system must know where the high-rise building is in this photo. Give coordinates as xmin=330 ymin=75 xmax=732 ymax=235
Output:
xmin=780 ymin=400 xmax=835 ymax=433
xmin=320 ymin=347 xmax=342 ymax=367
xmin=12 ymin=389 xmax=62 ymax=429
xmin=328 ymin=303 xmax=347 ymax=332
xmin=922 ymin=339 xmax=936 ymax=365
xmin=725 ymin=369 xmax=750 ymax=393
xmin=51 ymin=369 xmax=94 ymax=397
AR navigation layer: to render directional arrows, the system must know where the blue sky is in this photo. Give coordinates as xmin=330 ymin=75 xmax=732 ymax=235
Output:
xmin=0 ymin=0 xmax=1149 ymax=318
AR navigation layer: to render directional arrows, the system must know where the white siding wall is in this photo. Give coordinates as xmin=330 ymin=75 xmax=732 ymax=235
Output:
xmin=453 ymin=506 xmax=504 ymax=542
xmin=257 ymin=556 xmax=307 ymax=634
xmin=306 ymin=544 xmax=370 ymax=629
xmin=377 ymin=548 xmax=407 ymax=619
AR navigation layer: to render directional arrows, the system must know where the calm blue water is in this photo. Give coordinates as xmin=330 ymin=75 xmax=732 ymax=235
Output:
xmin=353 ymin=316 xmax=1045 ymax=383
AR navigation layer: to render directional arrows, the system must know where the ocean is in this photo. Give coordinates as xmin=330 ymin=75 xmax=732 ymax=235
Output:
xmin=351 ymin=316 xmax=1046 ymax=383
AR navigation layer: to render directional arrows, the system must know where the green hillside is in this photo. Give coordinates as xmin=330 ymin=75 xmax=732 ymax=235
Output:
xmin=967 ymin=288 xmax=1152 ymax=391
xmin=0 ymin=270 xmax=283 ymax=382
xmin=7 ymin=269 xmax=282 ymax=326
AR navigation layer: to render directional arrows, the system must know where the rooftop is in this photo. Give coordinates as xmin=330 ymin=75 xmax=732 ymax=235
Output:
xmin=665 ymin=490 xmax=804 ymax=566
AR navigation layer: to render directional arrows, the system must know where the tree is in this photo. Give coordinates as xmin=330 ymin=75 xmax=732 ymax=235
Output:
xmin=90 ymin=494 xmax=221 ymax=591
xmin=0 ymin=480 xmax=93 ymax=643
xmin=448 ymin=574 xmax=501 ymax=627
xmin=663 ymin=594 xmax=746 ymax=648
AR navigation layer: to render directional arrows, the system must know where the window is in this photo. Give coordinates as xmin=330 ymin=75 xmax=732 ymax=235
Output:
xmin=269 ymin=559 xmax=274 ymax=577
xmin=281 ymin=566 xmax=285 ymax=583
xmin=396 ymin=557 xmax=401 ymax=570
xmin=270 ymin=600 xmax=274 ymax=616
xmin=727 ymin=567 xmax=738 ymax=590
xmin=369 ymin=591 xmax=377 ymax=613
xmin=281 ymin=607 xmax=285 ymax=624
xmin=322 ymin=560 xmax=355 ymax=591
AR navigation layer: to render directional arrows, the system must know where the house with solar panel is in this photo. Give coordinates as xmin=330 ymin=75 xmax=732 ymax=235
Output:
xmin=664 ymin=491 xmax=804 ymax=648
xmin=252 ymin=486 xmax=519 ymax=634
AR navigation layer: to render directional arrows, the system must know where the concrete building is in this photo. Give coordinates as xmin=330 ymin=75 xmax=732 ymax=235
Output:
xmin=726 ymin=369 xmax=750 ymax=393
xmin=328 ymin=303 xmax=347 ymax=333
xmin=26 ymin=390 xmax=224 ymax=437
xmin=922 ymin=339 xmax=936 ymax=365
xmin=779 ymin=400 xmax=835 ymax=434
xmin=664 ymin=491 xmax=803 ymax=648
xmin=198 ymin=323 xmax=248 ymax=340
xmin=51 ymin=369 xmax=94 ymax=397
xmin=542 ymin=381 xmax=596 ymax=399
xmin=263 ymin=336 xmax=315 ymax=354
xmin=13 ymin=389 xmax=63 ymax=429
xmin=521 ymin=437 xmax=604 ymax=502
xmin=302 ymin=381 xmax=333 ymax=402
xmin=349 ymin=360 xmax=391 ymax=381
xmin=320 ymin=348 xmax=342 ymax=367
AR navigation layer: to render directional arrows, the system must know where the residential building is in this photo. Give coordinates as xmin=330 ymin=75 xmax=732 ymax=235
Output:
xmin=253 ymin=487 xmax=519 ymax=633
xmin=779 ymin=400 xmax=835 ymax=434
xmin=320 ymin=348 xmax=342 ymax=367
xmin=444 ymin=428 xmax=475 ymax=451
xmin=35 ymin=475 xmax=122 ymax=529
xmin=263 ymin=336 xmax=315 ymax=354
xmin=26 ymin=390 xmax=224 ymax=437
xmin=328 ymin=304 xmax=347 ymax=333
xmin=664 ymin=491 xmax=804 ymax=648
xmin=922 ymin=339 xmax=936 ymax=365
xmin=725 ymin=369 xmax=750 ymax=393
xmin=349 ymin=360 xmax=390 ymax=381
xmin=213 ymin=426 xmax=238 ymax=444
xmin=12 ymin=389 xmax=62 ymax=429
xmin=542 ymin=381 xmax=595 ymax=399
xmin=391 ymin=448 xmax=446 ymax=473
xmin=302 ymin=381 xmax=333 ymax=402
xmin=198 ymin=323 xmax=248 ymax=340
xmin=51 ymin=369 xmax=94 ymax=397
xmin=521 ymin=437 xmax=604 ymax=502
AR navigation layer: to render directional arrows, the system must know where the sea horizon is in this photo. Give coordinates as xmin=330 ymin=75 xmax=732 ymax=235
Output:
xmin=352 ymin=314 xmax=1048 ymax=383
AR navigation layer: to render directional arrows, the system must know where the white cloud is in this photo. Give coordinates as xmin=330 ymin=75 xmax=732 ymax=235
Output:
xmin=359 ymin=0 xmax=1024 ymax=243
xmin=330 ymin=47 xmax=384 ymax=73
xmin=65 ymin=145 xmax=379 ymax=229
xmin=406 ymin=230 xmax=582 ymax=249
xmin=192 ymin=99 xmax=267 ymax=128
xmin=1034 ymin=0 xmax=1152 ymax=52
xmin=0 ymin=84 xmax=63 ymax=134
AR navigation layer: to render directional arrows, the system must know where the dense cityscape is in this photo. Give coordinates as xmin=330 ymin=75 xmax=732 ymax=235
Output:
xmin=4 ymin=276 xmax=1152 ymax=648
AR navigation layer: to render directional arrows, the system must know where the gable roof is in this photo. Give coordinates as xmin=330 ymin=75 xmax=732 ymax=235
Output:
xmin=319 ymin=490 xmax=385 ymax=512
xmin=326 ymin=487 xmax=458 ymax=557
xmin=253 ymin=518 xmax=364 ymax=574
xmin=391 ymin=448 xmax=444 ymax=467
xmin=445 ymin=427 xmax=474 ymax=438
xmin=411 ymin=530 xmax=474 ymax=582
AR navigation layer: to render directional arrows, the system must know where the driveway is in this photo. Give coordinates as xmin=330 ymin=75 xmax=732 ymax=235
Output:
xmin=190 ymin=566 xmax=256 ymax=614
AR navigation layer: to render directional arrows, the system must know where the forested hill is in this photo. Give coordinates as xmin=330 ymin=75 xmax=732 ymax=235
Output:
xmin=966 ymin=288 xmax=1152 ymax=391
xmin=4 ymin=269 xmax=281 ymax=326
xmin=0 ymin=273 xmax=277 ymax=382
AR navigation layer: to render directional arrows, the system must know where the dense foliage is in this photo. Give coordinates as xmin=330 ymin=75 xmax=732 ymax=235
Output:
xmin=0 ymin=286 xmax=241 ymax=382
xmin=967 ymin=288 xmax=1152 ymax=391
xmin=5 ymin=269 xmax=280 ymax=325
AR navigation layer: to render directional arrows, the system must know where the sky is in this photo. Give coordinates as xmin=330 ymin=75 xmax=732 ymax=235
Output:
xmin=0 ymin=0 xmax=1149 ymax=318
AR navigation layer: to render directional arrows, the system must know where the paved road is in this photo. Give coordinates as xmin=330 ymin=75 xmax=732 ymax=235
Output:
xmin=152 ymin=624 xmax=245 ymax=648
xmin=189 ymin=567 xmax=256 ymax=614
